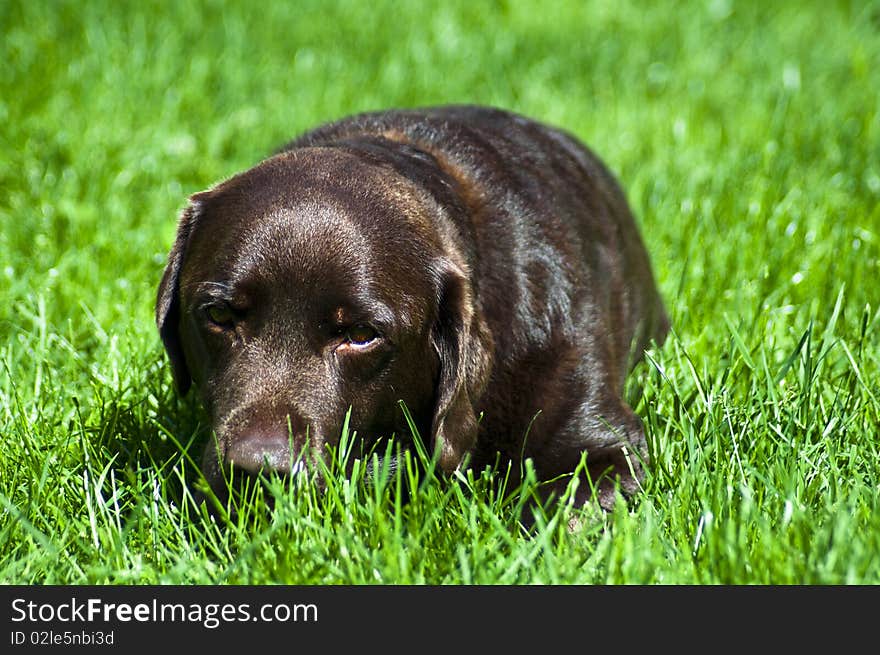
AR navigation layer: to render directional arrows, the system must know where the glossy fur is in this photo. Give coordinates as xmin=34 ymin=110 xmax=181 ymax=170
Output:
xmin=156 ymin=106 xmax=669 ymax=509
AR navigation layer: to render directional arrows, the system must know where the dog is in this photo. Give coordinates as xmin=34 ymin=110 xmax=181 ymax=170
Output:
xmin=156 ymin=105 xmax=669 ymax=510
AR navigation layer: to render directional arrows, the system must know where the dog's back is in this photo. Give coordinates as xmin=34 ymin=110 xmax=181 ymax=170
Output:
xmin=286 ymin=106 xmax=669 ymax=476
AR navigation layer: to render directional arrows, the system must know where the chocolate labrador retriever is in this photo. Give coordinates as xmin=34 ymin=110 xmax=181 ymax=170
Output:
xmin=156 ymin=105 xmax=669 ymax=509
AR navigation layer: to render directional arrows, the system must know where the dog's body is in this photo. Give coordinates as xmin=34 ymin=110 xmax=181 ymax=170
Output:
xmin=157 ymin=105 xmax=669 ymax=509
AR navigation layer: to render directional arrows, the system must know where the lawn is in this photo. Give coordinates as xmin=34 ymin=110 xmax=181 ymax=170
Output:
xmin=1 ymin=0 xmax=879 ymax=584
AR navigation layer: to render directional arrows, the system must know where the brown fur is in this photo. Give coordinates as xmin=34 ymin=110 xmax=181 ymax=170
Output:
xmin=156 ymin=105 xmax=669 ymax=509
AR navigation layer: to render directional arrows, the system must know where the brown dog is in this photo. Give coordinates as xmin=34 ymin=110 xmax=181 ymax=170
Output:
xmin=156 ymin=105 xmax=669 ymax=509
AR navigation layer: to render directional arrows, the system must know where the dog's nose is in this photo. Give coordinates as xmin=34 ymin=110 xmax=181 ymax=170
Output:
xmin=225 ymin=430 xmax=293 ymax=476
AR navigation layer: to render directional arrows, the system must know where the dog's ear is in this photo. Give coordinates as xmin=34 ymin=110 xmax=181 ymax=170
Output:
xmin=430 ymin=259 xmax=494 ymax=472
xmin=156 ymin=194 xmax=207 ymax=394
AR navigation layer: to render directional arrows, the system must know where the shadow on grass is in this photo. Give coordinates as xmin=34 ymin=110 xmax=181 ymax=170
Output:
xmin=87 ymin=357 xmax=212 ymax=510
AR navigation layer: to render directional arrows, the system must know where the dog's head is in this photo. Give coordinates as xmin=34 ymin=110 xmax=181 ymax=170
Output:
xmin=156 ymin=146 xmax=492 ymax=493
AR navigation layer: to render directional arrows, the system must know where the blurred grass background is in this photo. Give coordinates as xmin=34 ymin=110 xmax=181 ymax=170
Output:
xmin=1 ymin=0 xmax=879 ymax=583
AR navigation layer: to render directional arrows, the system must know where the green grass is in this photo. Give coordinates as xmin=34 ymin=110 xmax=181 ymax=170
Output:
xmin=2 ymin=0 xmax=879 ymax=584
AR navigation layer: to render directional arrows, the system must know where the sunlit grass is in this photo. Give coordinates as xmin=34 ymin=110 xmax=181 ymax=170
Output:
xmin=1 ymin=0 xmax=878 ymax=584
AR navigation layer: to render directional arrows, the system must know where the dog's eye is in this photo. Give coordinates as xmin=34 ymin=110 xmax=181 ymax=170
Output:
xmin=345 ymin=324 xmax=378 ymax=345
xmin=204 ymin=304 xmax=235 ymax=329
